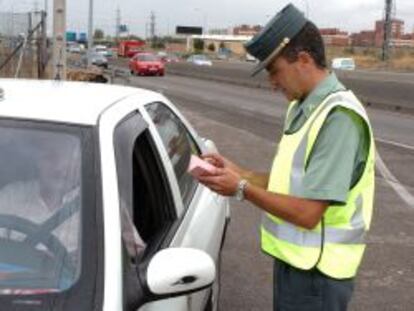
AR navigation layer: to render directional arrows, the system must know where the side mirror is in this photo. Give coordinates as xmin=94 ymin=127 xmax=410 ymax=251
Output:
xmin=201 ymin=138 xmax=218 ymax=154
xmin=142 ymin=248 xmax=215 ymax=301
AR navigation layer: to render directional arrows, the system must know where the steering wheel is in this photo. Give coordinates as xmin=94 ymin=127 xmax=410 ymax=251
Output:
xmin=0 ymin=199 xmax=80 ymax=288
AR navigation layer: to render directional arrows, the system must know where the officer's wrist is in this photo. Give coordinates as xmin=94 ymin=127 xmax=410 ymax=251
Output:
xmin=234 ymin=179 xmax=249 ymax=201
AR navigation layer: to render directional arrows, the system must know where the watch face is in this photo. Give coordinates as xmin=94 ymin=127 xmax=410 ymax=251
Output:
xmin=236 ymin=190 xmax=243 ymax=201
xmin=236 ymin=181 xmax=246 ymax=201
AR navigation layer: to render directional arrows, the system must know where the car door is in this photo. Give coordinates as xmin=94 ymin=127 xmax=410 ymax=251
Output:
xmin=141 ymin=101 xmax=229 ymax=310
xmin=113 ymin=112 xmax=186 ymax=310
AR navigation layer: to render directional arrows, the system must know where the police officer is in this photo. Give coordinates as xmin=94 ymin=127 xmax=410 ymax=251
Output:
xmin=199 ymin=3 xmax=375 ymax=311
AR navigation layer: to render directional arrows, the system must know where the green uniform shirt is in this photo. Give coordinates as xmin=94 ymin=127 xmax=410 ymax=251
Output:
xmin=284 ymin=73 xmax=369 ymax=204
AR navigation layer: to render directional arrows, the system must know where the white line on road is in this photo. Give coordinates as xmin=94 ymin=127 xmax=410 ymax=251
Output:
xmin=376 ymin=137 xmax=414 ymax=151
xmin=376 ymin=153 xmax=414 ymax=209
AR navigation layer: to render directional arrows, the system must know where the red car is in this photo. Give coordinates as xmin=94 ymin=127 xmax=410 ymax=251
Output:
xmin=129 ymin=53 xmax=165 ymax=76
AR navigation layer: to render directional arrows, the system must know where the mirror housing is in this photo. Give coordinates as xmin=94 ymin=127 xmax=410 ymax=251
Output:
xmin=201 ymin=138 xmax=218 ymax=154
xmin=140 ymin=248 xmax=216 ymax=302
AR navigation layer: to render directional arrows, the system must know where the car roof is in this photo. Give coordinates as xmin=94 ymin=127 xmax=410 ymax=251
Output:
xmin=0 ymin=79 xmax=164 ymax=125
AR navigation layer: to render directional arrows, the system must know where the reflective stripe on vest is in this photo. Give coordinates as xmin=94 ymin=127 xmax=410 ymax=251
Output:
xmin=262 ymin=90 xmax=375 ymax=279
xmin=262 ymin=194 xmax=366 ymax=247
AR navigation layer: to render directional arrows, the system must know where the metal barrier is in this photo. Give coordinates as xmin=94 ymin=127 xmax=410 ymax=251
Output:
xmin=0 ymin=11 xmax=47 ymax=78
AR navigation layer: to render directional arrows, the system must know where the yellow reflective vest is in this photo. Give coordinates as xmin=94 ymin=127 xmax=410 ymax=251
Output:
xmin=262 ymin=90 xmax=375 ymax=279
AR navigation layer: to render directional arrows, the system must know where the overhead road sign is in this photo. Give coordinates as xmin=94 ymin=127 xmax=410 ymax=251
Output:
xmin=176 ymin=26 xmax=203 ymax=35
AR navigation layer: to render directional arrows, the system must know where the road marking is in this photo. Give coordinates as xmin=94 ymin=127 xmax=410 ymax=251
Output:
xmin=376 ymin=137 xmax=414 ymax=151
xmin=376 ymin=153 xmax=414 ymax=209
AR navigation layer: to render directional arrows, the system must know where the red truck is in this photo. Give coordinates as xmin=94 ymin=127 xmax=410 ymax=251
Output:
xmin=118 ymin=40 xmax=145 ymax=58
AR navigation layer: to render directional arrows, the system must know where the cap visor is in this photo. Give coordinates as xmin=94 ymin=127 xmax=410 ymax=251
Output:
xmin=250 ymin=61 xmax=267 ymax=77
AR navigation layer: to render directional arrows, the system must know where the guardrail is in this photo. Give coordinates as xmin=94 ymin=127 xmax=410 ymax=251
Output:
xmin=104 ymin=67 xmax=131 ymax=84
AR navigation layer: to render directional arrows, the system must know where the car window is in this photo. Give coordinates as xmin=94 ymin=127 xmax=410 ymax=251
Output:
xmin=137 ymin=54 xmax=159 ymax=62
xmin=0 ymin=125 xmax=83 ymax=292
xmin=114 ymin=114 xmax=177 ymax=309
xmin=114 ymin=113 xmax=176 ymax=253
xmin=146 ymin=102 xmax=201 ymax=209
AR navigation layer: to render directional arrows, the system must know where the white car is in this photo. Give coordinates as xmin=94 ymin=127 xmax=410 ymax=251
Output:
xmin=187 ymin=54 xmax=213 ymax=66
xmin=68 ymin=44 xmax=82 ymax=53
xmin=93 ymin=45 xmax=110 ymax=57
xmin=0 ymin=79 xmax=230 ymax=311
xmin=331 ymin=57 xmax=356 ymax=71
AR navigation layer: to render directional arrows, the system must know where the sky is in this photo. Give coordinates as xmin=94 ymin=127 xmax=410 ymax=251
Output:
xmin=1 ymin=0 xmax=414 ymax=38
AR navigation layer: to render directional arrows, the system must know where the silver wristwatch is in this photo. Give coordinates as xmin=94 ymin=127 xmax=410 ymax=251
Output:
xmin=235 ymin=179 xmax=248 ymax=201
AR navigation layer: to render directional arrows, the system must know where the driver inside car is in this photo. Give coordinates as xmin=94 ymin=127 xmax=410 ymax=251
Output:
xmin=0 ymin=132 xmax=82 ymax=290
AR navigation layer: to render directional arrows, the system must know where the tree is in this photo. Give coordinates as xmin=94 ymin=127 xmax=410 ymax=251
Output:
xmin=94 ymin=29 xmax=104 ymax=40
xmin=207 ymin=43 xmax=215 ymax=52
xmin=193 ymin=39 xmax=204 ymax=52
xmin=151 ymin=36 xmax=166 ymax=49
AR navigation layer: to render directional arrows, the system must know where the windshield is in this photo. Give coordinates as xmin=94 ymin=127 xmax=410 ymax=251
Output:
xmin=0 ymin=120 xmax=100 ymax=308
xmin=341 ymin=59 xmax=354 ymax=66
xmin=137 ymin=54 xmax=159 ymax=62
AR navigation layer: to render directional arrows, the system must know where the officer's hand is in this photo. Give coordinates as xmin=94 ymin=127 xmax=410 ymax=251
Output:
xmin=202 ymin=153 xmax=243 ymax=175
xmin=198 ymin=167 xmax=241 ymax=197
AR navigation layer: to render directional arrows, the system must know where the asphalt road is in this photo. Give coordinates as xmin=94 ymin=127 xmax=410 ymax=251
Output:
xmin=165 ymin=61 xmax=414 ymax=114
xmin=113 ymin=57 xmax=414 ymax=113
xmin=115 ymin=73 xmax=414 ymax=311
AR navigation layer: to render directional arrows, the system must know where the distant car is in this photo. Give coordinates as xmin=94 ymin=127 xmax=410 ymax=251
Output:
xmin=331 ymin=57 xmax=356 ymax=71
xmin=68 ymin=45 xmax=82 ymax=54
xmin=0 ymin=79 xmax=230 ymax=311
xmin=93 ymin=45 xmax=108 ymax=55
xmin=129 ymin=53 xmax=165 ymax=76
xmin=217 ymin=53 xmax=230 ymax=61
xmin=160 ymin=53 xmax=180 ymax=64
xmin=82 ymin=52 xmax=108 ymax=69
xmin=187 ymin=54 xmax=213 ymax=66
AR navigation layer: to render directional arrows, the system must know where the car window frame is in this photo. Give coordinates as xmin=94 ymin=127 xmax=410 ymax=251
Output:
xmin=143 ymin=101 xmax=203 ymax=212
xmin=113 ymin=112 xmax=177 ymax=255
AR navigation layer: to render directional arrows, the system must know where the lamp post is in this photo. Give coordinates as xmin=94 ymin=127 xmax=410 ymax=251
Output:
xmin=52 ymin=0 xmax=66 ymax=80
xmin=87 ymin=0 xmax=93 ymax=67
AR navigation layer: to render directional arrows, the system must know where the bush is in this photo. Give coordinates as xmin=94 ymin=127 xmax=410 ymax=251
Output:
xmin=193 ymin=39 xmax=204 ymax=52
xmin=207 ymin=43 xmax=215 ymax=52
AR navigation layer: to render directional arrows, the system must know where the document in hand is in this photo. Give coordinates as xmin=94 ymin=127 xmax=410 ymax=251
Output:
xmin=188 ymin=155 xmax=217 ymax=178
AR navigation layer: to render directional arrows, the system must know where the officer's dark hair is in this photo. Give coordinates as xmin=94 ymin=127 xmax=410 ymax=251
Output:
xmin=279 ymin=21 xmax=327 ymax=69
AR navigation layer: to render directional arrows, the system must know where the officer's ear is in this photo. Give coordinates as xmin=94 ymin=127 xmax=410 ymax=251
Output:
xmin=297 ymin=51 xmax=314 ymax=67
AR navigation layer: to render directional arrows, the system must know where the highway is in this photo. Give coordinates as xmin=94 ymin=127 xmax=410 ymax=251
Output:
xmin=113 ymin=65 xmax=414 ymax=310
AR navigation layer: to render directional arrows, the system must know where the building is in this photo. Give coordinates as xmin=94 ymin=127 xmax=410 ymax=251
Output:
xmin=320 ymin=28 xmax=350 ymax=46
xmin=351 ymin=31 xmax=376 ymax=47
xmin=233 ymin=25 xmax=262 ymax=36
xmin=350 ymin=18 xmax=414 ymax=47
xmin=208 ymin=28 xmax=232 ymax=35
xmin=374 ymin=18 xmax=404 ymax=47
xmin=189 ymin=34 xmax=253 ymax=56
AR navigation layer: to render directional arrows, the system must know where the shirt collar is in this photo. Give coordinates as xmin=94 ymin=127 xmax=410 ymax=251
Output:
xmin=298 ymin=72 xmax=346 ymax=119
